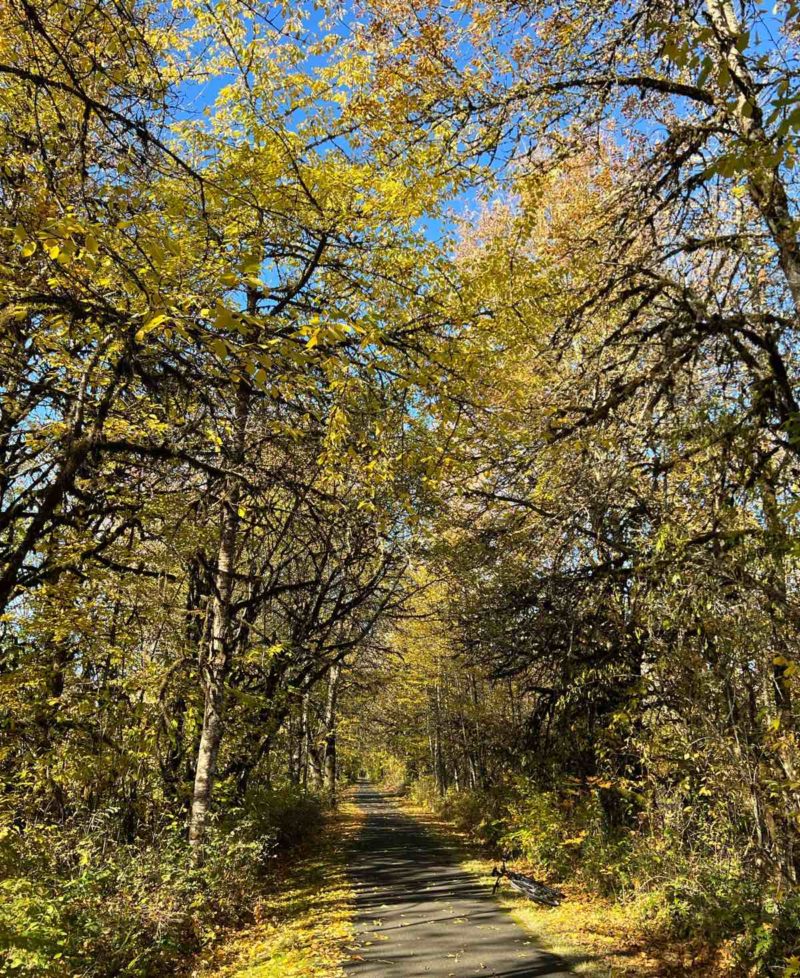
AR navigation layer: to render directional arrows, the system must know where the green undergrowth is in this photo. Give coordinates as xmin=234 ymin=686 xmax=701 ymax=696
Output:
xmin=0 ymin=785 xmax=331 ymax=978
xmin=398 ymin=778 xmax=800 ymax=978
xmin=194 ymin=798 xmax=362 ymax=978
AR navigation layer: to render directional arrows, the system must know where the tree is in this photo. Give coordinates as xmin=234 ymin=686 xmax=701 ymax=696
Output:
xmin=1 ymin=0 xmax=467 ymax=864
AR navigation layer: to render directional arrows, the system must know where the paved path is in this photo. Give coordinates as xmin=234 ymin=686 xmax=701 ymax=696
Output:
xmin=345 ymin=783 xmax=573 ymax=978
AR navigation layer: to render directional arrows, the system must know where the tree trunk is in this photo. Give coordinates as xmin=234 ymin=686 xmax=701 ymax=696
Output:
xmin=301 ymin=692 xmax=311 ymax=789
xmin=761 ymin=473 xmax=799 ymax=881
xmin=323 ymin=663 xmax=341 ymax=795
xmin=188 ymin=376 xmax=250 ymax=861
xmin=433 ymin=674 xmax=446 ymax=795
xmin=287 ymin=711 xmax=299 ymax=784
xmin=307 ymin=692 xmax=323 ymax=789
xmin=704 ymin=0 xmax=800 ymax=314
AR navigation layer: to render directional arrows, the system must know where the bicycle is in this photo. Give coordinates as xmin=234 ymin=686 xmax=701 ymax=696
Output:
xmin=490 ymin=853 xmax=565 ymax=907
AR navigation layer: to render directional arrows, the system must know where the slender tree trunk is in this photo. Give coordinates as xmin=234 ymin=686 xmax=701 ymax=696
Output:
xmin=287 ymin=711 xmax=299 ymax=784
xmin=470 ymin=673 xmax=485 ymax=788
xmin=434 ymin=672 xmax=447 ymax=795
xmin=460 ymin=714 xmax=477 ymax=789
xmin=301 ymin=692 xmax=311 ymax=789
xmin=188 ymin=375 xmax=250 ymax=860
xmin=308 ymin=694 xmax=323 ymax=788
xmin=289 ymin=698 xmax=308 ymax=788
xmin=430 ymin=712 xmax=445 ymax=796
xmin=323 ymin=663 xmax=341 ymax=795
xmin=704 ymin=0 xmax=800 ymax=314
xmin=761 ymin=474 xmax=799 ymax=881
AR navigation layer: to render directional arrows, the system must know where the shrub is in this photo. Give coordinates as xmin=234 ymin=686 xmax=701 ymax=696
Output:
xmin=636 ymin=867 xmax=761 ymax=944
xmin=500 ymin=786 xmax=583 ymax=880
xmin=242 ymin=783 xmax=328 ymax=852
xmin=0 ymin=785 xmax=327 ymax=978
xmin=409 ymin=775 xmax=441 ymax=811
xmin=734 ymin=893 xmax=800 ymax=976
xmin=441 ymin=789 xmax=508 ymax=849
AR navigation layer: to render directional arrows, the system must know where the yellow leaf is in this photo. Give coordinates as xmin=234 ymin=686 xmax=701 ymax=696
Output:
xmin=135 ymin=313 xmax=168 ymax=342
xmin=214 ymin=305 xmax=236 ymax=330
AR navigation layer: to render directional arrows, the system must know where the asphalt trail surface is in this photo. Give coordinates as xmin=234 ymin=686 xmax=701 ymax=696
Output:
xmin=345 ymin=782 xmax=573 ymax=978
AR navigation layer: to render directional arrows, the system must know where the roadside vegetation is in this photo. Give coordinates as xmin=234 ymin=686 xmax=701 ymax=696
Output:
xmin=397 ymin=780 xmax=779 ymax=978
xmin=194 ymin=800 xmax=360 ymax=978
xmin=0 ymin=788 xmax=331 ymax=976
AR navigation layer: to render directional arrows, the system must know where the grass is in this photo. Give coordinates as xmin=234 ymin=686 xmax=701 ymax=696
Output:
xmin=193 ymin=800 xmax=363 ymax=978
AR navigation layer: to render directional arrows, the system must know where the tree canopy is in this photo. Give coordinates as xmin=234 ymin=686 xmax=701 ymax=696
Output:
xmin=4 ymin=1 xmax=800 ymax=976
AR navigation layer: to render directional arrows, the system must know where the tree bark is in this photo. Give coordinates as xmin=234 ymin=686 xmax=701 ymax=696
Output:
xmin=301 ymin=691 xmax=311 ymax=789
xmin=188 ymin=375 xmax=250 ymax=860
xmin=323 ymin=662 xmax=341 ymax=795
xmin=704 ymin=0 xmax=800 ymax=315
xmin=306 ymin=689 xmax=323 ymax=788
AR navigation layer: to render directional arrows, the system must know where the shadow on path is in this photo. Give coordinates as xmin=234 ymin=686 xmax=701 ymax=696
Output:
xmin=345 ymin=782 xmax=576 ymax=978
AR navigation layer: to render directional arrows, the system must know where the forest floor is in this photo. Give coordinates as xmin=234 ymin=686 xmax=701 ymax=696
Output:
xmin=397 ymin=797 xmax=736 ymax=978
xmin=191 ymin=800 xmax=363 ymax=978
xmin=188 ymin=784 xmax=732 ymax=978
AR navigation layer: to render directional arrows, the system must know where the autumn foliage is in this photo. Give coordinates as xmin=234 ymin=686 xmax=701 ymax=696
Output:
xmin=3 ymin=0 xmax=800 ymax=975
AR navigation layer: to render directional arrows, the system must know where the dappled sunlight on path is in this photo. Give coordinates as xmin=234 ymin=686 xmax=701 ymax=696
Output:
xmin=345 ymin=783 xmax=575 ymax=978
